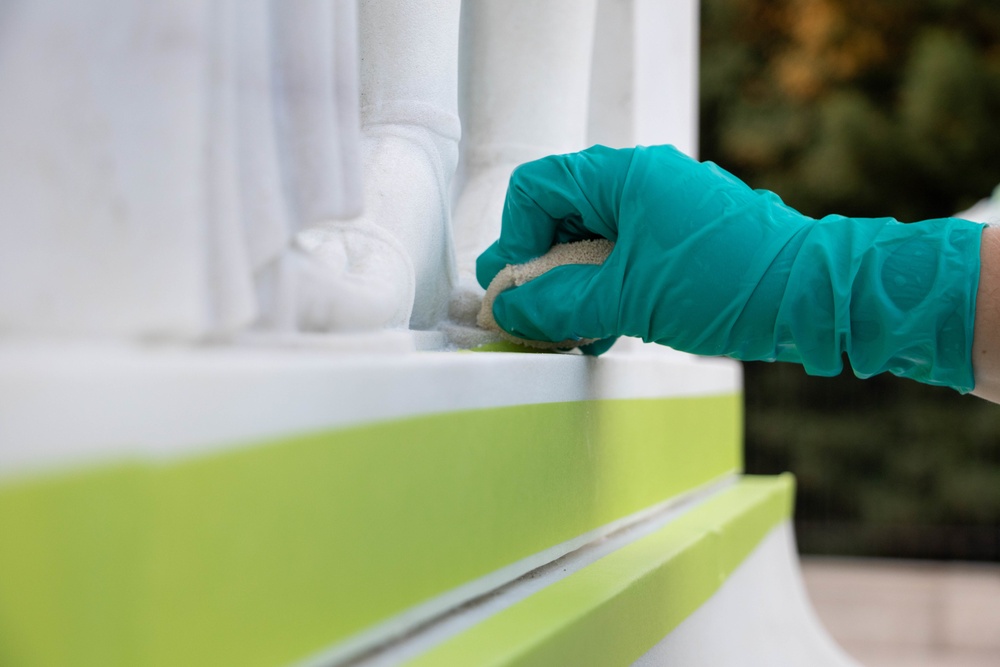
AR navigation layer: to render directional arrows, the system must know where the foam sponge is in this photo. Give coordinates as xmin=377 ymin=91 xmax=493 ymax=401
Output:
xmin=477 ymin=239 xmax=615 ymax=349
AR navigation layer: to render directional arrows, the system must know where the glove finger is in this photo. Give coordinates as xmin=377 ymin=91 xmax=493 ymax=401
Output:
xmin=476 ymin=146 xmax=634 ymax=289
xmin=491 ymin=263 xmax=617 ymax=344
xmin=579 ymin=337 xmax=619 ymax=356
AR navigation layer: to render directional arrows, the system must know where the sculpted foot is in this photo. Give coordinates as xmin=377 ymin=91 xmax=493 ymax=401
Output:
xmin=288 ymin=119 xmax=458 ymax=333
xmin=292 ymin=220 xmax=414 ymax=332
xmin=359 ymin=121 xmax=458 ymax=329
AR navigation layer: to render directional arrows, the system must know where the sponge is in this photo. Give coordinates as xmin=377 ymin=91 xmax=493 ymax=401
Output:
xmin=477 ymin=239 xmax=615 ymax=349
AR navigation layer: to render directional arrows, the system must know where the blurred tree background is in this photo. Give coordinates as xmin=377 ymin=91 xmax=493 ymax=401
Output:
xmin=700 ymin=0 xmax=1000 ymax=560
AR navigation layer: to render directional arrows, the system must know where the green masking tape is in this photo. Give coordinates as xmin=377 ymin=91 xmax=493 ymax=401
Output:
xmin=404 ymin=475 xmax=795 ymax=667
xmin=0 ymin=395 xmax=741 ymax=667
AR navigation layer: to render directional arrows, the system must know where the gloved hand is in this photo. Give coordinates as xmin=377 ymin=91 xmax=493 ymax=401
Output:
xmin=476 ymin=144 xmax=985 ymax=392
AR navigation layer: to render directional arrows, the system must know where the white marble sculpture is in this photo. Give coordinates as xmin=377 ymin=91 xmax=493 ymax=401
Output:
xmin=451 ymin=0 xmax=599 ymax=291
xmin=347 ymin=0 xmax=462 ymax=331
xmin=0 ymin=0 xmax=699 ymax=342
xmin=588 ymin=0 xmax=701 ymax=154
xmin=297 ymin=0 xmax=700 ymax=335
xmin=447 ymin=0 xmax=702 ymax=343
xmin=0 ymin=0 xmax=369 ymax=339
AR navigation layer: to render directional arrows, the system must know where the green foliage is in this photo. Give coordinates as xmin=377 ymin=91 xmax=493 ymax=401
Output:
xmin=743 ymin=363 xmax=1000 ymax=559
xmin=702 ymin=0 xmax=1000 ymax=219
xmin=701 ymin=0 xmax=1000 ymax=560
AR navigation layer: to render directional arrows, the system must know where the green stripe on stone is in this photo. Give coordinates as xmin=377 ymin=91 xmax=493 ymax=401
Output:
xmin=404 ymin=475 xmax=795 ymax=667
xmin=0 ymin=395 xmax=741 ymax=667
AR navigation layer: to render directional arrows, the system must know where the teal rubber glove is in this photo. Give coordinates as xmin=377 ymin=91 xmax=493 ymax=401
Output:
xmin=477 ymin=145 xmax=985 ymax=392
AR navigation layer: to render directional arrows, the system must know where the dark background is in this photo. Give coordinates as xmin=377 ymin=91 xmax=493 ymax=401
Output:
xmin=699 ymin=0 xmax=1000 ymax=560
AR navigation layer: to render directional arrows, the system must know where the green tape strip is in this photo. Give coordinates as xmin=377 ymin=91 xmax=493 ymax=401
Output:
xmin=0 ymin=464 xmax=150 ymax=667
xmin=404 ymin=475 xmax=795 ymax=667
xmin=0 ymin=395 xmax=741 ymax=667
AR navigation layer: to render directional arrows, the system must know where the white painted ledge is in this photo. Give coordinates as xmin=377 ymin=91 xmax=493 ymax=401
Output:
xmin=634 ymin=522 xmax=861 ymax=667
xmin=321 ymin=475 xmax=738 ymax=667
xmin=0 ymin=339 xmax=739 ymax=478
xmin=338 ymin=514 xmax=856 ymax=667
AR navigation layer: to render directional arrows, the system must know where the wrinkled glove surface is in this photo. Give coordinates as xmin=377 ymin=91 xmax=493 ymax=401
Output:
xmin=477 ymin=144 xmax=984 ymax=392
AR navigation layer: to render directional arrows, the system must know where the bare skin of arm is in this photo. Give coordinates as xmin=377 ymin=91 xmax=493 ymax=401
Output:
xmin=971 ymin=227 xmax=1000 ymax=403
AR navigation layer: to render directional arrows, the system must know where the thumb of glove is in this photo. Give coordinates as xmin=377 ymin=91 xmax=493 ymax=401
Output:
xmin=491 ymin=263 xmax=618 ymax=346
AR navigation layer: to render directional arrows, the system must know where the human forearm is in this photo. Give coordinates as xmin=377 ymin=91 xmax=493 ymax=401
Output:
xmin=972 ymin=227 xmax=1000 ymax=403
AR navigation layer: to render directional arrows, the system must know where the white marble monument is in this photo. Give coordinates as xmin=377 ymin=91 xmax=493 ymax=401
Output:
xmin=0 ymin=1 xmax=366 ymax=338
xmin=0 ymin=3 xmax=867 ymax=667
xmin=0 ymin=0 xmax=705 ymax=343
